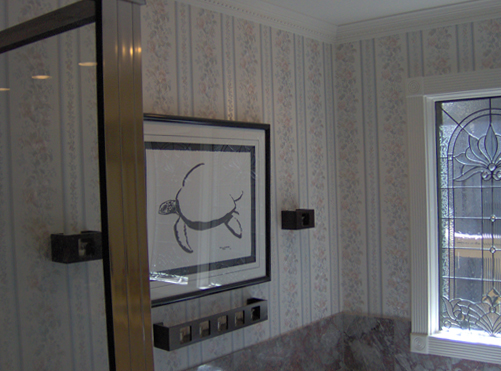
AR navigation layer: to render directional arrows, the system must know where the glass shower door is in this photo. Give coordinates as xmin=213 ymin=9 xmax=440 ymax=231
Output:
xmin=0 ymin=18 xmax=109 ymax=371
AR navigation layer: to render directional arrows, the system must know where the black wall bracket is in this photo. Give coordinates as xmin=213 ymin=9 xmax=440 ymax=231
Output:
xmin=154 ymin=298 xmax=268 ymax=351
xmin=281 ymin=209 xmax=315 ymax=230
xmin=51 ymin=231 xmax=102 ymax=263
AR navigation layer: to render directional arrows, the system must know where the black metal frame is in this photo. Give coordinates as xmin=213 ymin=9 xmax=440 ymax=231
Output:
xmin=144 ymin=114 xmax=271 ymax=307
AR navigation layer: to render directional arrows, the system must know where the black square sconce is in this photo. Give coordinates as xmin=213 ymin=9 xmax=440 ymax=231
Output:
xmin=281 ymin=209 xmax=315 ymax=230
xmin=51 ymin=231 xmax=102 ymax=263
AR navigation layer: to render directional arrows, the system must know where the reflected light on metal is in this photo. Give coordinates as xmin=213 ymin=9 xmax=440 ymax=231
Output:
xmin=0 ymin=88 xmax=10 ymax=91
xmin=78 ymin=61 xmax=98 ymax=67
xmin=32 ymin=74 xmax=52 ymax=80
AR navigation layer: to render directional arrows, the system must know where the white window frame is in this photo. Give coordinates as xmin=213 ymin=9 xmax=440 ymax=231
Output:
xmin=407 ymin=69 xmax=501 ymax=364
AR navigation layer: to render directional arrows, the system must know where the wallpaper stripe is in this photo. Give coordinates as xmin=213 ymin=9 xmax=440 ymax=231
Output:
xmin=222 ymin=14 xmax=235 ymax=120
xmin=326 ymin=44 xmax=341 ymax=314
xmin=475 ymin=18 xmax=501 ymax=69
xmin=63 ymin=28 xmax=91 ymax=365
xmin=457 ymin=23 xmax=475 ymax=73
xmin=232 ymin=14 xmax=254 ymax=342
xmin=305 ymin=37 xmax=331 ymax=320
xmin=8 ymin=30 xmax=21 ymax=367
xmin=177 ymin=2 xmax=193 ymax=116
xmin=192 ymin=7 xmax=223 ymax=118
xmin=142 ymin=0 xmax=178 ymax=114
xmin=406 ymin=31 xmax=423 ymax=78
xmin=260 ymin=23 xmax=279 ymax=340
xmin=455 ymin=25 xmax=461 ymax=72
xmin=14 ymin=38 xmax=62 ymax=370
xmin=375 ymin=34 xmax=410 ymax=317
xmin=336 ymin=41 xmax=368 ymax=313
xmin=63 ymin=30 xmax=81 ymax=368
xmin=423 ymin=26 xmax=458 ymax=76
xmin=361 ymin=38 xmax=382 ymax=315
xmin=235 ymin=17 xmax=262 ymax=123
xmin=272 ymin=28 xmax=303 ymax=333
xmin=295 ymin=34 xmax=311 ymax=325
xmin=60 ymin=30 xmax=80 ymax=234
xmin=0 ymin=49 xmax=22 ymax=370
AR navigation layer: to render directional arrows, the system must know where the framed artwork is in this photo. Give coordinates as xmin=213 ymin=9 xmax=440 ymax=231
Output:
xmin=144 ymin=114 xmax=271 ymax=306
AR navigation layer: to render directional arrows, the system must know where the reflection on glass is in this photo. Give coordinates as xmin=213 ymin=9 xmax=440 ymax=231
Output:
xmin=0 ymin=0 xmax=83 ymax=32
xmin=0 ymin=23 xmax=109 ymax=369
xmin=150 ymin=271 xmax=188 ymax=285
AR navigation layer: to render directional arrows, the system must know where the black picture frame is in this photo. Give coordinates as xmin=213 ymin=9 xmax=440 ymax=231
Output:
xmin=144 ymin=114 xmax=271 ymax=307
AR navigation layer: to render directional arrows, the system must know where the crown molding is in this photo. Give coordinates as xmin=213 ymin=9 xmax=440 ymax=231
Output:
xmin=176 ymin=0 xmax=501 ymax=45
xmin=177 ymin=0 xmax=337 ymax=44
xmin=337 ymin=0 xmax=501 ymax=44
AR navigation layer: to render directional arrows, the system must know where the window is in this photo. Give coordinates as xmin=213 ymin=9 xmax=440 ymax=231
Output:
xmin=407 ymin=70 xmax=501 ymax=364
xmin=437 ymin=97 xmax=501 ymax=336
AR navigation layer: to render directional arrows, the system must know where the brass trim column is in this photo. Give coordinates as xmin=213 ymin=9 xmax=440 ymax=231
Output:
xmin=99 ymin=0 xmax=153 ymax=369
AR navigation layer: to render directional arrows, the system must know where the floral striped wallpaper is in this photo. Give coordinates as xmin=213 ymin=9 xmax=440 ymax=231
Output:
xmin=335 ymin=18 xmax=501 ymax=319
xmin=144 ymin=1 xmax=501 ymax=368
xmin=0 ymin=1 xmax=108 ymax=369
xmin=142 ymin=1 xmax=339 ymax=369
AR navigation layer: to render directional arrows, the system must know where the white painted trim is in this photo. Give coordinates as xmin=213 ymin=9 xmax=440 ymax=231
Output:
xmin=337 ymin=0 xmax=501 ymax=43
xmin=176 ymin=0 xmax=337 ymax=43
xmin=407 ymin=69 xmax=501 ymax=365
xmin=412 ymin=335 xmax=501 ymax=364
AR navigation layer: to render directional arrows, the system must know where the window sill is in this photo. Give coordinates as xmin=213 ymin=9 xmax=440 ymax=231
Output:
xmin=411 ymin=331 xmax=501 ymax=364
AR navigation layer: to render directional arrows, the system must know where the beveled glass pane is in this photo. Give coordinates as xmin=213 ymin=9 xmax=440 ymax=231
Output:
xmin=454 ymin=188 xmax=482 ymax=218
xmin=453 ymin=277 xmax=483 ymax=301
xmin=453 ymin=248 xmax=483 ymax=280
xmin=454 ymin=218 xmax=483 ymax=247
xmin=493 ymin=97 xmax=501 ymax=110
xmin=441 ymin=98 xmax=489 ymax=125
xmin=462 ymin=114 xmax=491 ymax=140
xmin=482 ymin=188 xmax=495 ymax=218
xmin=0 ymin=23 xmax=108 ymax=369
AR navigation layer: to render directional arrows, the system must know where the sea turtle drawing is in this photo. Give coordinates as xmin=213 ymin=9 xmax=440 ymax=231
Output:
xmin=158 ymin=162 xmax=243 ymax=253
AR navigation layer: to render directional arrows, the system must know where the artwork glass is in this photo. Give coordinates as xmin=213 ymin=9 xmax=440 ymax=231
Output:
xmin=144 ymin=115 xmax=270 ymax=306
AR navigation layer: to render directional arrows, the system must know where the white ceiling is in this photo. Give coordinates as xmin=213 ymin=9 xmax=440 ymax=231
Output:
xmin=258 ymin=0 xmax=479 ymax=26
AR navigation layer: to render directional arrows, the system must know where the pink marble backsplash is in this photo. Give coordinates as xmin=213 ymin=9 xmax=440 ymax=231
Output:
xmin=184 ymin=313 xmax=501 ymax=371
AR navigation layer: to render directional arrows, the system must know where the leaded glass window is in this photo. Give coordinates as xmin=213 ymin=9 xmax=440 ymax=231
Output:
xmin=438 ymin=96 xmax=501 ymax=336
